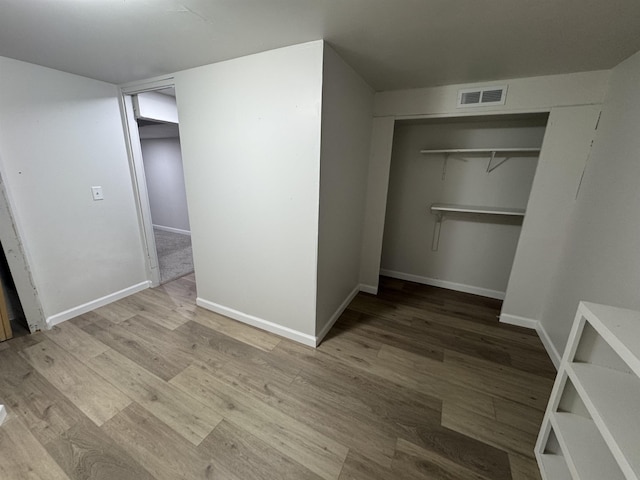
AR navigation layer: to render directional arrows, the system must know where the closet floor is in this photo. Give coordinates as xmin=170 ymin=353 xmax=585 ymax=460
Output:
xmin=153 ymin=227 xmax=193 ymax=284
xmin=0 ymin=275 xmax=555 ymax=480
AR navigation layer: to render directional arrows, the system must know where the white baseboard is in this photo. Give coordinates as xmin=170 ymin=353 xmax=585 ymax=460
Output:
xmin=500 ymin=313 xmax=561 ymax=370
xmin=535 ymin=322 xmax=561 ymax=370
xmin=499 ymin=313 xmax=538 ymax=330
xmin=0 ymin=405 xmax=6 ymax=426
xmin=196 ymin=297 xmax=317 ymax=347
xmin=380 ymin=269 xmax=505 ymax=300
xmin=46 ymin=281 xmax=151 ymax=328
xmin=152 ymin=224 xmax=191 ymax=236
xmin=359 ymin=284 xmax=378 ymax=295
xmin=316 ymin=285 xmax=360 ymax=346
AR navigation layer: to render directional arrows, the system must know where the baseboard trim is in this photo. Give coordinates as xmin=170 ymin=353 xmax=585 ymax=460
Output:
xmin=500 ymin=313 xmax=561 ymax=370
xmin=46 ymin=281 xmax=151 ymax=328
xmin=316 ymin=285 xmax=360 ymax=346
xmin=380 ymin=269 xmax=505 ymax=300
xmin=499 ymin=313 xmax=538 ymax=330
xmin=196 ymin=297 xmax=317 ymax=347
xmin=359 ymin=284 xmax=378 ymax=295
xmin=535 ymin=322 xmax=561 ymax=370
xmin=152 ymin=224 xmax=191 ymax=236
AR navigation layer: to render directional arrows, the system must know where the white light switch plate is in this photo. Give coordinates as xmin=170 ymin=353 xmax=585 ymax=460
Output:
xmin=91 ymin=186 xmax=104 ymax=201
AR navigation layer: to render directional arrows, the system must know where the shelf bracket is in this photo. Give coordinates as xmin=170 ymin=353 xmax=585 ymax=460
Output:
xmin=442 ymin=154 xmax=449 ymax=180
xmin=486 ymin=151 xmax=511 ymax=173
xmin=431 ymin=211 xmax=443 ymax=251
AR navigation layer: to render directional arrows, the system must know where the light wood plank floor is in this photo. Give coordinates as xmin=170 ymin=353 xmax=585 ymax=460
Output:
xmin=0 ymin=274 xmax=555 ymax=479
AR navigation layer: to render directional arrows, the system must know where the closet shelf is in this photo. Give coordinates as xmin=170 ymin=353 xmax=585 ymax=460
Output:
xmin=421 ymin=147 xmax=541 ymax=177
xmin=430 ymin=204 xmax=525 ymax=216
xmin=429 ymin=204 xmax=525 ymax=251
xmin=420 ymin=147 xmax=541 ymax=154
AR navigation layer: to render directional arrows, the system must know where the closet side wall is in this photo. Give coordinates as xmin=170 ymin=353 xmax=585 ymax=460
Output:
xmin=381 ymin=118 xmax=545 ymax=298
xmin=316 ymin=44 xmax=374 ymax=336
xmin=140 ymin=137 xmax=190 ymax=233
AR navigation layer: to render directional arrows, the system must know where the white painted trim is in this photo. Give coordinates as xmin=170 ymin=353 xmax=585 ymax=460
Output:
xmin=359 ymin=284 xmax=378 ymax=295
xmin=500 ymin=313 xmax=560 ymax=369
xmin=0 ymin=405 xmax=6 ymax=426
xmin=121 ymin=94 xmax=161 ymax=287
xmin=499 ymin=313 xmax=538 ymax=330
xmin=119 ymin=75 xmax=176 ymax=95
xmin=152 ymin=224 xmax=191 ymax=236
xmin=316 ymin=285 xmax=360 ymax=346
xmin=46 ymin=281 xmax=150 ymax=328
xmin=380 ymin=269 xmax=505 ymax=300
xmin=196 ymin=297 xmax=317 ymax=347
xmin=535 ymin=322 xmax=561 ymax=370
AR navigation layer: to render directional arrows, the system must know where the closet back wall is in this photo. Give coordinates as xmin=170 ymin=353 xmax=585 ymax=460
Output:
xmin=381 ymin=115 xmax=547 ymax=299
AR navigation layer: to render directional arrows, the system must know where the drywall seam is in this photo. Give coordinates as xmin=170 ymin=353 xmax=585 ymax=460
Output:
xmin=196 ymin=297 xmax=317 ymax=347
xmin=46 ymin=281 xmax=150 ymax=328
xmin=380 ymin=269 xmax=505 ymax=300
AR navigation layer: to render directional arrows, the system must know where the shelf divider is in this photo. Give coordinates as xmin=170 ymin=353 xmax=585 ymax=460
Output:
xmin=551 ymin=412 xmax=625 ymax=480
xmin=568 ymin=362 xmax=640 ymax=479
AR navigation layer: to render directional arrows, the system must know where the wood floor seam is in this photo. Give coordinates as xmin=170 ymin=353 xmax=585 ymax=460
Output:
xmin=0 ymin=274 xmax=553 ymax=480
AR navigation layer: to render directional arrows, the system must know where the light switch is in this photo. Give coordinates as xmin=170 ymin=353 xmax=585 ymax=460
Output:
xmin=91 ymin=186 xmax=104 ymax=201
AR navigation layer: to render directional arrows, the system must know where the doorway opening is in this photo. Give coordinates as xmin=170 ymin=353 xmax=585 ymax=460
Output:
xmin=380 ymin=113 xmax=549 ymax=300
xmin=123 ymin=86 xmax=194 ymax=286
xmin=0 ymin=241 xmax=29 ymax=340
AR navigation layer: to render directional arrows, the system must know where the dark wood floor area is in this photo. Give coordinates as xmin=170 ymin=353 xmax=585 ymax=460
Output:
xmin=0 ymin=274 xmax=555 ymax=479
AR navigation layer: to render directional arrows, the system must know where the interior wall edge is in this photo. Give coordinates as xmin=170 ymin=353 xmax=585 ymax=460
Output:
xmin=315 ymin=284 xmax=360 ymax=342
xmin=359 ymin=284 xmax=378 ymax=295
xmin=500 ymin=313 xmax=560 ymax=369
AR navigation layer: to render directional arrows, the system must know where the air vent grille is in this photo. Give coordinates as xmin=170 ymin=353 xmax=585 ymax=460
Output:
xmin=457 ymin=85 xmax=507 ymax=108
xmin=460 ymin=91 xmax=481 ymax=105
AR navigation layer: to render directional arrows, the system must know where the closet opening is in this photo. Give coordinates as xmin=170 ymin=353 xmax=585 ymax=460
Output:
xmin=380 ymin=113 xmax=549 ymax=300
xmin=124 ymin=87 xmax=194 ymax=286
xmin=0 ymin=241 xmax=28 ymax=341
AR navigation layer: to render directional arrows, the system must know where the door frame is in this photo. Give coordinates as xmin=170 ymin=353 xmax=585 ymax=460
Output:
xmin=118 ymin=76 xmax=178 ymax=287
xmin=0 ymin=169 xmax=46 ymax=332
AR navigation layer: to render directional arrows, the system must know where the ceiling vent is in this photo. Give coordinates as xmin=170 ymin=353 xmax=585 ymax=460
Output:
xmin=457 ymin=85 xmax=507 ymax=108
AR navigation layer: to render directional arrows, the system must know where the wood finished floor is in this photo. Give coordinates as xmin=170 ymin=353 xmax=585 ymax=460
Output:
xmin=0 ymin=275 xmax=555 ymax=479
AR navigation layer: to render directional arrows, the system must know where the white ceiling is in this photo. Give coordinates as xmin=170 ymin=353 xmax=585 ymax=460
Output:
xmin=2 ymin=0 xmax=640 ymax=91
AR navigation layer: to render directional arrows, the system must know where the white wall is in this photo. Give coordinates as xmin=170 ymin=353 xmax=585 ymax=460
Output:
xmin=382 ymin=117 xmax=546 ymax=298
xmin=538 ymin=50 xmax=640 ymax=356
xmin=315 ymin=44 xmax=374 ymax=336
xmin=175 ymin=41 xmax=324 ymax=341
xmin=360 ymin=70 xmax=609 ymax=317
xmin=0 ymin=56 xmax=148 ymax=324
xmin=501 ymin=105 xmax=601 ymax=335
xmin=140 ymin=137 xmax=191 ymax=233
xmin=374 ymin=70 xmax=610 ymax=117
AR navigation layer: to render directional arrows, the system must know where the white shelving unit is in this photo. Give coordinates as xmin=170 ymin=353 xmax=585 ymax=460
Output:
xmin=429 ymin=203 xmax=526 ymax=251
xmin=536 ymin=302 xmax=640 ymax=480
